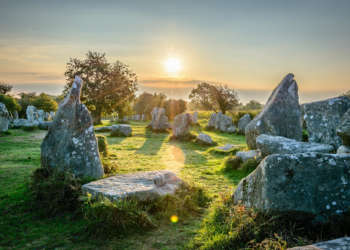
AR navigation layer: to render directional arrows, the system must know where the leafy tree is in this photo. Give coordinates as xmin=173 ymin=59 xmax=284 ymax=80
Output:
xmin=0 ymin=94 xmax=21 ymax=114
xmin=164 ymin=99 xmax=187 ymax=120
xmin=17 ymin=92 xmax=37 ymax=117
xmin=189 ymin=83 xmax=239 ymax=114
xmin=0 ymin=82 xmax=12 ymax=94
xmin=344 ymin=90 xmax=350 ymax=98
xmin=133 ymin=92 xmax=166 ymax=119
xmin=64 ymin=51 xmax=138 ymax=124
xmin=241 ymin=100 xmax=263 ymax=110
xmin=32 ymin=93 xmax=58 ymax=112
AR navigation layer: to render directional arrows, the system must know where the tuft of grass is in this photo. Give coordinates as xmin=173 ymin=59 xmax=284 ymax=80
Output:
xmin=96 ymin=135 xmax=108 ymax=156
xmin=187 ymin=193 xmax=350 ymax=250
xmin=101 ymin=158 xmax=118 ymax=175
xmin=0 ymin=130 xmax=11 ymax=136
xmin=29 ymin=167 xmax=83 ymax=217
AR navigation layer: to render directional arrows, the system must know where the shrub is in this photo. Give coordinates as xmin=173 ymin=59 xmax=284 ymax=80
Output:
xmin=96 ymin=135 xmax=108 ymax=156
xmin=29 ymin=168 xmax=83 ymax=217
xmin=101 ymin=158 xmax=118 ymax=175
xmin=187 ymin=193 xmax=350 ymax=250
xmin=302 ymin=129 xmax=309 ymax=142
xmin=222 ymin=156 xmax=242 ymax=172
xmin=82 ymin=183 xmax=211 ymax=238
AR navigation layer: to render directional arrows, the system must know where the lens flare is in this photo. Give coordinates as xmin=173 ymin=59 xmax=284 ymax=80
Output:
xmin=170 ymin=215 xmax=178 ymax=223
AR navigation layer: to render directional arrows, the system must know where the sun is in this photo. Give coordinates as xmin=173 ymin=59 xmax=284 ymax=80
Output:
xmin=164 ymin=57 xmax=182 ymax=75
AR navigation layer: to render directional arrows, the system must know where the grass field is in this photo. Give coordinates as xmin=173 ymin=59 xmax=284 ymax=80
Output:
xmin=0 ymin=117 xmax=249 ymax=249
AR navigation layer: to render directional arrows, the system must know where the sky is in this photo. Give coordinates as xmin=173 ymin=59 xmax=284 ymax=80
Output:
xmin=0 ymin=0 xmax=349 ymax=104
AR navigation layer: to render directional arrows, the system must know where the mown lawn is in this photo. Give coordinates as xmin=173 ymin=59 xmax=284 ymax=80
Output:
xmin=0 ymin=118 xmax=248 ymax=249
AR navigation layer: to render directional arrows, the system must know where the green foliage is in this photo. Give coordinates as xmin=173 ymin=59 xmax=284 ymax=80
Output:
xmin=0 ymin=94 xmax=21 ymax=113
xmin=82 ymin=183 xmax=211 ymax=238
xmin=64 ymin=51 xmax=138 ymax=124
xmin=164 ymin=99 xmax=187 ymax=120
xmin=0 ymin=82 xmax=13 ymax=94
xmin=239 ymin=100 xmax=263 ymax=111
xmin=188 ymin=194 xmax=350 ymax=249
xmin=240 ymin=158 xmax=259 ymax=174
xmin=29 ymin=168 xmax=83 ymax=217
xmin=22 ymin=125 xmax=38 ymax=131
xmin=96 ymin=135 xmax=108 ymax=156
xmin=101 ymin=158 xmax=118 ymax=175
xmin=189 ymin=83 xmax=239 ymax=114
xmin=302 ymin=129 xmax=309 ymax=142
xmin=231 ymin=110 xmax=260 ymax=125
xmin=223 ymin=156 xmax=242 ymax=172
xmin=133 ymin=92 xmax=166 ymax=119
xmin=32 ymin=93 xmax=58 ymax=112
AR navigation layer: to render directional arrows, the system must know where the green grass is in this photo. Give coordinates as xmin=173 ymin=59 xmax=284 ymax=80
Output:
xmin=0 ymin=116 xmax=248 ymax=249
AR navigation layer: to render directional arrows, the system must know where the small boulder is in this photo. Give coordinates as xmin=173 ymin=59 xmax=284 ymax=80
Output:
xmin=216 ymin=144 xmax=236 ymax=151
xmin=233 ymin=153 xmax=350 ymax=221
xmin=95 ymin=126 xmax=112 ymax=132
xmin=245 ymin=74 xmax=302 ymax=149
xmin=236 ymin=150 xmax=262 ymax=163
xmin=12 ymin=118 xmax=29 ymax=128
xmin=149 ymin=107 xmax=169 ymax=131
xmin=337 ymin=108 xmax=350 ymax=146
xmin=172 ymin=113 xmax=192 ymax=139
xmin=303 ymin=96 xmax=350 ymax=148
xmin=111 ymin=124 xmax=132 ymax=137
xmin=195 ymin=133 xmax=215 ymax=145
xmin=41 ymin=76 xmax=104 ymax=179
xmin=337 ymin=145 xmax=350 ymax=155
xmin=289 ymin=237 xmax=350 ymax=250
xmin=82 ymin=170 xmax=183 ymax=201
xmin=237 ymin=114 xmax=251 ymax=134
xmin=256 ymin=134 xmax=334 ymax=156
xmin=0 ymin=102 xmax=10 ymax=132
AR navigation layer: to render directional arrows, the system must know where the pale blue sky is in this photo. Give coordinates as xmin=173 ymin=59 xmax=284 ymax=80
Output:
xmin=0 ymin=0 xmax=349 ymax=103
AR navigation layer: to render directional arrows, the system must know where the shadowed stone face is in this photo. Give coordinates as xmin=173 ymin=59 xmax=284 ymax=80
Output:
xmin=0 ymin=102 xmax=9 ymax=132
xmin=245 ymin=73 xmax=302 ymax=149
xmin=41 ymin=76 xmax=104 ymax=179
xmin=337 ymin=108 xmax=350 ymax=146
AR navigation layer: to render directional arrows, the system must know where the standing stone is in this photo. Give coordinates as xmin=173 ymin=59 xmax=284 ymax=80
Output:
xmin=26 ymin=105 xmax=38 ymax=123
xmin=141 ymin=114 xmax=145 ymax=121
xmin=37 ymin=109 xmax=45 ymax=122
xmin=256 ymin=134 xmax=334 ymax=156
xmin=41 ymin=76 xmax=104 ymax=179
xmin=303 ymin=96 xmax=350 ymax=148
xmin=149 ymin=107 xmax=169 ymax=131
xmin=234 ymin=153 xmax=350 ymax=221
xmin=13 ymin=111 xmax=19 ymax=120
xmin=49 ymin=111 xmax=55 ymax=121
xmin=191 ymin=111 xmax=198 ymax=124
xmin=172 ymin=113 xmax=192 ymax=138
xmin=0 ymin=103 xmax=10 ymax=132
xmin=214 ymin=112 xmax=235 ymax=132
xmin=337 ymin=108 xmax=350 ymax=146
xmin=245 ymin=73 xmax=302 ymax=149
xmin=207 ymin=113 xmax=217 ymax=128
xmin=237 ymin=114 xmax=251 ymax=134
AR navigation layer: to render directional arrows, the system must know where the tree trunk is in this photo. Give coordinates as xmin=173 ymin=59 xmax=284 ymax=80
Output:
xmin=92 ymin=110 xmax=102 ymax=125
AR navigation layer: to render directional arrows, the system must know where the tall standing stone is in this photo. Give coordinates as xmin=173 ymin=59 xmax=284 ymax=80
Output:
xmin=245 ymin=73 xmax=302 ymax=149
xmin=172 ymin=113 xmax=192 ymax=138
xmin=303 ymin=96 xmax=350 ymax=148
xmin=26 ymin=105 xmax=38 ymax=123
xmin=37 ymin=109 xmax=45 ymax=122
xmin=0 ymin=103 xmax=9 ymax=132
xmin=149 ymin=107 xmax=169 ymax=131
xmin=41 ymin=76 xmax=104 ymax=179
xmin=237 ymin=114 xmax=251 ymax=134
xmin=191 ymin=111 xmax=198 ymax=124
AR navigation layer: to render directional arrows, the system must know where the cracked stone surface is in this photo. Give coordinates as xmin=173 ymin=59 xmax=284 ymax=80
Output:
xmin=288 ymin=237 xmax=350 ymax=250
xmin=82 ymin=170 xmax=183 ymax=201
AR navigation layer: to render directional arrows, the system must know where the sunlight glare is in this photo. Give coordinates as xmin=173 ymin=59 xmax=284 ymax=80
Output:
xmin=164 ymin=57 xmax=182 ymax=75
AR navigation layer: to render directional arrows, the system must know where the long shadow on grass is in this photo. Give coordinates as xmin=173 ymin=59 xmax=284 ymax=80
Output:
xmin=136 ymin=129 xmax=168 ymax=155
xmin=171 ymin=140 xmax=208 ymax=166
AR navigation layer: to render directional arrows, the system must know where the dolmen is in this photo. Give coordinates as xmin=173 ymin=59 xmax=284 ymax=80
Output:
xmin=41 ymin=76 xmax=104 ymax=179
xmin=245 ymin=73 xmax=302 ymax=149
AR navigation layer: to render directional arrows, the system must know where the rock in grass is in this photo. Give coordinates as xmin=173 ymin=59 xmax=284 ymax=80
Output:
xmin=149 ymin=107 xmax=169 ymax=131
xmin=245 ymin=73 xmax=302 ymax=149
xmin=289 ymin=237 xmax=350 ymax=250
xmin=216 ymin=144 xmax=236 ymax=151
xmin=337 ymin=108 xmax=350 ymax=146
xmin=172 ymin=113 xmax=192 ymax=139
xmin=195 ymin=133 xmax=215 ymax=145
xmin=0 ymin=102 xmax=9 ymax=132
xmin=38 ymin=121 xmax=52 ymax=130
xmin=256 ymin=134 xmax=334 ymax=156
xmin=95 ymin=126 xmax=112 ymax=132
xmin=41 ymin=76 xmax=104 ymax=179
xmin=233 ymin=153 xmax=350 ymax=221
xmin=236 ymin=150 xmax=261 ymax=163
xmin=237 ymin=114 xmax=251 ymax=134
xmin=82 ymin=170 xmax=183 ymax=201
xmin=207 ymin=112 xmax=235 ymax=133
xmin=303 ymin=96 xmax=350 ymax=148
xmin=337 ymin=145 xmax=350 ymax=155
xmin=110 ymin=124 xmax=132 ymax=137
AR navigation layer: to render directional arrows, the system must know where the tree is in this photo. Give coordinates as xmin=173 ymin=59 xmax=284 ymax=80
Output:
xmin=0 ymin=82 xmax=12 ymax=95
xmin=17 ymin=92 xmax=37 ymax=117
xmin=32 ymin=93 xmax=58 ymax=112
xmin=164 ymin=99 xmax=187 ymax=120
xmin=0 ymin=94 xmax=21 ymax=114
xmin=344 ymin=90 xmax=350 ymax=98
xmin=133 ymin=92 xmax=167 ymax=119
xmin=64 ymin=51 xmax=138 ymax=124
xmin=242 ymin=100 xmax=263 ymax=110
xmin=189 ymin=83 xmax=239 ymax=114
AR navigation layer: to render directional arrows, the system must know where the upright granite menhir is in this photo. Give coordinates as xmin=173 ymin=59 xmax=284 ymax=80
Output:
xmin=245 ymin=73 xmax=302 ymax=149
xmin=41 ymin=76 xmax=104 ymax=179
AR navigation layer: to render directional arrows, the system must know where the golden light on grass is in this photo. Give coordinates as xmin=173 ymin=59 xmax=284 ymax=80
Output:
xmin=164 ymin=57 xmax=182 ymax=75
xmin=170 ymin=215 xmax=179 ymax=223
